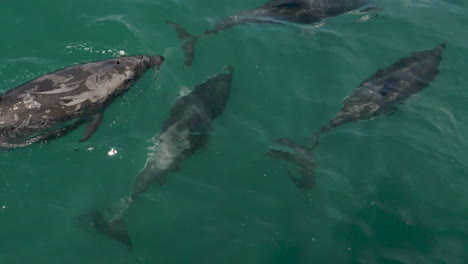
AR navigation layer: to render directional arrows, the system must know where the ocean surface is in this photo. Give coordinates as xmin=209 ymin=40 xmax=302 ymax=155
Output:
xmin=1 ymin=0 xmax=468 ymax=263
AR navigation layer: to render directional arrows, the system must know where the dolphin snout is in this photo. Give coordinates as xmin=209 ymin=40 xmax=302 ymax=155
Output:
xmin=150 ymin=55 xmax=165 ymax=68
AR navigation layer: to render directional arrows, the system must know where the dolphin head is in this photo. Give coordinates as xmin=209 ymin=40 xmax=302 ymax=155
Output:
xmin=70 ymin=55 xmax=165 ymax=103
xmin=147 ymin=55 xmax=166 ymax=68
xmin=113 ymin=55 xmax=165 ymax=74
xmin=193 ymin=65 xmax=234 ymax=119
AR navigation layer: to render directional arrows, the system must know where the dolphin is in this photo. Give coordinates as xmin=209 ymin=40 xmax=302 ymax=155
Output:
xmin=313 ymin=43 xmax=447 ymax=144
xmin=0 ymin=55 xmax=164 ymax=149
xmin=167 ymin=0 xmax=373 ymax=67
xmin=75 ymin=66 xmax=234 ymax=250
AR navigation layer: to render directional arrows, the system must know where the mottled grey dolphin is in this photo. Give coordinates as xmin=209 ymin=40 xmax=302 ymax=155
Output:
xmin=75 ymin=66 xmax=234 ymax=250
xmin=269 ymin=44 xmax=446 ymax=190
xmin=313 ymin=43 xmax=447 ymax=144
xmin=0 ymin=55 xmax=164 ymax=149
xmin=167 ymin=0 xmax=372 ymax=67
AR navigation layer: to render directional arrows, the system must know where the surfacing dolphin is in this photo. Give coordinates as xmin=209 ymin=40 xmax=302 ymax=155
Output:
xmin=0 ymin=55 xmax=165 ymax=149
xmin=313 ymin=43 xmax=447 ymax=144
xmin=75 ymin=66 xmax=234 ymax=250
xmin=167 ymin=0 xmax=373 ymax=67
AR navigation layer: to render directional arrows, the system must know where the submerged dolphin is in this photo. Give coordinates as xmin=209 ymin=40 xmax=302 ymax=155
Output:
xmin=167 ymin=0 xmax=372 ymax=67
xmin=0 ymin=55 xmax=164 ymax=149
xmin=75 ymin=66 xmax=234 ymax=250
xmin=313 ymin=43 xmax=447 ymax=144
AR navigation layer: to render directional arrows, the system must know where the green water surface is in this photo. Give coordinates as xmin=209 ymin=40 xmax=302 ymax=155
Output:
xmin=1 ymin=0 xmax=468 ymax=263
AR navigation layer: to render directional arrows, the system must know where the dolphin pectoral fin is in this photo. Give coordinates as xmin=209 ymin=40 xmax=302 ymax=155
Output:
xmin=75 ymin=209 xmax=133 ymax=251
xmin=80 ymin=113 xmax=103 ymax=142
xmin=45 ymin=119 xmax=87 ymax=141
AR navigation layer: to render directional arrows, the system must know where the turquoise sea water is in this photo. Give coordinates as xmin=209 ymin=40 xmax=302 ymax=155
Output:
xmin=1 ymin=0 xmax=468 ymax=263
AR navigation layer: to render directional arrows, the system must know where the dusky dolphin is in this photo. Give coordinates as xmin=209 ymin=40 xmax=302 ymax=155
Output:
xmin=75 ymin=65 xmax=234 ymax=250
xmin=0 ymin=55 xmax=165 ymax=149
xmin=313 ymin=43 xmax=447 ymax=144
xmin=268 ymin=43 xmax=446 ymax=189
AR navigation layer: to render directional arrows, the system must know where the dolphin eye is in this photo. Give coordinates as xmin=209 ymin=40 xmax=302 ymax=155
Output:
xmin=116 ymin=60 xmax=120 ymax=64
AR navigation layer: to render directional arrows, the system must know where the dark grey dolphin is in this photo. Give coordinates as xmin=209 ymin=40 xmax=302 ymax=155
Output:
xmin=313 ymin=43 xmax=447 ymax=144
xmin=167 ymin=0 xmax=372 ymax=67
xmin=0 ymin=55 xmax=165 ymax=149
xmin=75 ymin=66 xmax=234 ymax=250
xmin=269 ymin=44 xmax=446 ymax=190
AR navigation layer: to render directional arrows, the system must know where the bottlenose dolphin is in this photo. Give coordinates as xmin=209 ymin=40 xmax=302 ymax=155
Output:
xmin=0 ymin=55 xmax=165 ymax=149
xmin=167 ymin=0 xmax=373 ymax=67
xmin=313 ymin=43 xmax=447 ymax=144
xmin=75 ymin=66 xmax=234 ymax=250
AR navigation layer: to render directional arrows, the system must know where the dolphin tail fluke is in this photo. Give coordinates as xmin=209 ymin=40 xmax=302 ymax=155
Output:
xmin=74 ymin=209 xmax=133 ymax=251
xmin=166 ymin=20 xmax=200 ymax=68
xmin=268 ymin=138 xmax=315 ymax=190
xmin=107 ymin=216 xmax=133 ymax=251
